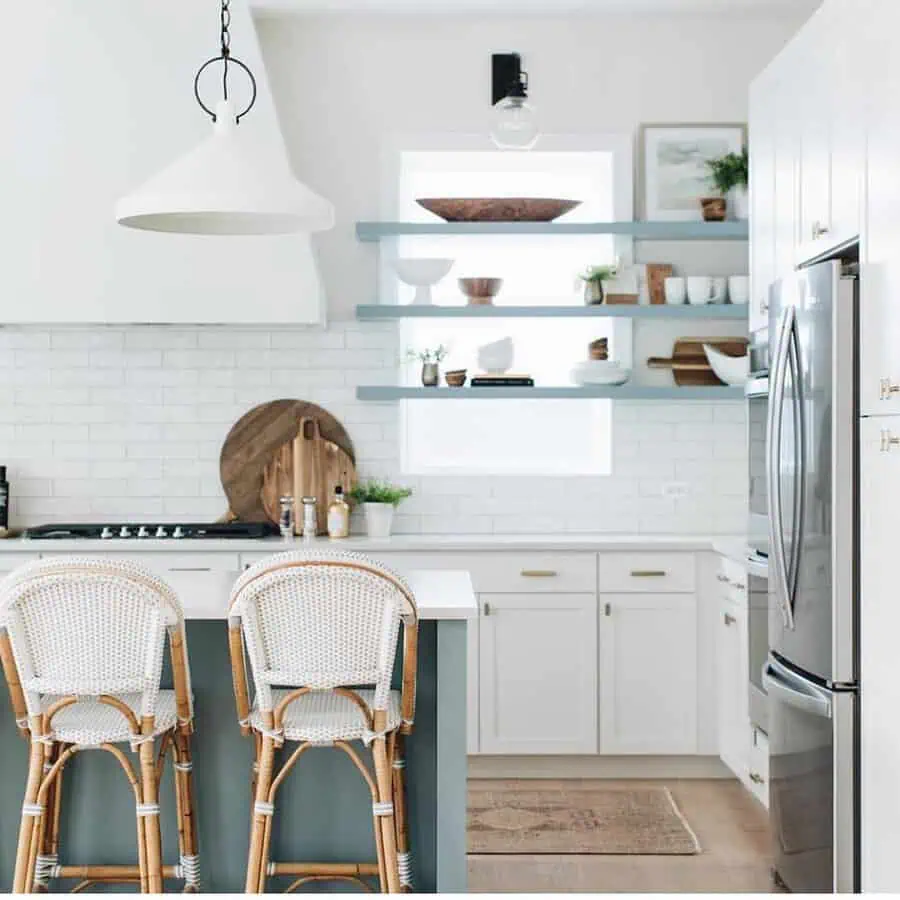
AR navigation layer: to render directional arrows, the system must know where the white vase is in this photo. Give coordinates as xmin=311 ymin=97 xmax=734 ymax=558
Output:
xmin=364 ymin=503 xmax=395 ymax=538
xmin=731 ymin=186 xmax=749 ymax=221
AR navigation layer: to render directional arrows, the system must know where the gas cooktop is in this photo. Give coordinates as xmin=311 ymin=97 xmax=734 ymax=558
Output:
xmin=23 ymin=522 xmax=279 ymax=541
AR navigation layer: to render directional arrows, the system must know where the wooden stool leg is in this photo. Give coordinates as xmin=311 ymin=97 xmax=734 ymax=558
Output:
xmin=13 ymin=737 xmax=46 ymax=893
xmin=391 ymin=735 xmax=412 ymax=892
xmin=173 ymin=730 xmax=200 ymax=892
xmin=138 ymin=737 xmax=163 ymax=895
xmin=372 ymin=733 xmax=402 ymax=894
xmin=31 ymin=743 xmax=61 ymax=893
xmin=246 ymin=734 xmax=276 ymax=894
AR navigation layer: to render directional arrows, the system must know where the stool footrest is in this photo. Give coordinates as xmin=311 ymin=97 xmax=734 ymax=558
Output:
xmin=266 ymin=861 xmax=380 ymax=877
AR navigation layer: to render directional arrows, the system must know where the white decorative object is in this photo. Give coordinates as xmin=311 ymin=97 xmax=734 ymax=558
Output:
xmin=477 ymin=337 xmax=514 ymax=374
xmin=117 ymin=0 xmax=333 ymax=236
xmin=642 ymin=124 xmax=746 ymax=221
xmin=687 ymin=276 xmax=713 ymax=305
xmin=703 ymin=344 xmax=750 ymax=386
xmin=664 ymin=277 xmax=687 ymax=305
xmin=571 ymin=361 xmax=631 ymax=386
xmin=711 ymin=277 xmax=728 ymax=304
xmin=364 ymin=502 xmax=396 ymax=538
xmin=393 ymin=258 xmax=455 ymax=305
xmin=731 ymin=187 xmax=750 ymax=221
xmin=728 ymin=275 xmax=750 ymax=305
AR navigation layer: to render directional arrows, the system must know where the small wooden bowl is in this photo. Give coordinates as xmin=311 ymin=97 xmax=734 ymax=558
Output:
xmin=459 ymin=278 xmax=503 ymax=306
xmin=445 ymin=369 xmax=468 ymax=387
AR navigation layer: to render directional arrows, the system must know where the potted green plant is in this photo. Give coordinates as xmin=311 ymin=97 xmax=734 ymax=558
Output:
xmin=578 ymin=264 xmax=619 ymax=305
xmin=703 ymin=147 xmax=749 ymax=221
xmin=349 ymin=479 xmax=413 ymax=538
xmin=406 ymin=344 xmax=449 ymax=386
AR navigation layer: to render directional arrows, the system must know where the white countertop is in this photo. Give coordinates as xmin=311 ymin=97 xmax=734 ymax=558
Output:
xmin=4 ymin=532 xmax=740 ymax=554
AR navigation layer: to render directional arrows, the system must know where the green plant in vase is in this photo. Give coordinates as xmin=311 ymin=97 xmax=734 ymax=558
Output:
xmin=578 ymin=264 xmax=619 ymax=305
xmin=350 ymin=479 xmax=413 ymax=538
xmin=703 ymin=147 xmax=749 ymax=221
xmin=405 ymin=344 xmax=449 ymax=387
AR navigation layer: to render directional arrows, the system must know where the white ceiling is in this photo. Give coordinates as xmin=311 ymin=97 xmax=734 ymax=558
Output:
xmin=252 ymin=0 xmax=820 ymax=15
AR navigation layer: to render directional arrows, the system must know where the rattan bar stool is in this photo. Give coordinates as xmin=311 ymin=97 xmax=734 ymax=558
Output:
xmin=0 ymin=557 xmax=200 ymax=894
xmin=229 ymin=549 xmax=419 ymax=894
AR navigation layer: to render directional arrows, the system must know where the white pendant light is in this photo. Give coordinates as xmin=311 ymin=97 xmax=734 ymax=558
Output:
xmin=116 ymin=0 xmax=333 ymax=236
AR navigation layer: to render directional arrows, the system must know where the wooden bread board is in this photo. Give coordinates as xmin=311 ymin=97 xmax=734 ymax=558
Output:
xmin=220 ymin=400 xmax=356 ymax=527
xmin=647 ymin=337 xmax=748 ymax=386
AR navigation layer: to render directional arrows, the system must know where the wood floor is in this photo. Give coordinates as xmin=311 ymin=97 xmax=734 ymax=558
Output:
xmin=467 ymin=778 xmax=775 ymax=893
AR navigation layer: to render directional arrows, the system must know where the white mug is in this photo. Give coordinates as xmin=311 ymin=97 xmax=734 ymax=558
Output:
xmin=711 ymin=277 xmax=728 ymax=304
xmin=728 ymin=275 xmax=750 ymax=305
xmin=687 ymin=276 xmax=713 ymax=305
xmin=664 ymin=277 xmax=686 ymax=305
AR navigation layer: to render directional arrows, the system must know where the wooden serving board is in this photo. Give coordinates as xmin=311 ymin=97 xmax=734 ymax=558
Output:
xmin=647 ymin=337 xmax=748 ymax=386
xmin=220 ymin=400 xmax=356 ymax=525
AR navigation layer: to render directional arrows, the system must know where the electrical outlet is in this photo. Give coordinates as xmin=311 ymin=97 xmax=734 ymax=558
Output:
xmin=662 ymin=482 xmax=690 ymax=499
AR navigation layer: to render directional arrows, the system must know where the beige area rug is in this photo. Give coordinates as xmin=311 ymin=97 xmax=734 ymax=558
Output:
xmin=468 ymin=783 xmax=701 ymax=856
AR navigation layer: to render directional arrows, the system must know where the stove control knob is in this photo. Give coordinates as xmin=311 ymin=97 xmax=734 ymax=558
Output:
xmin=172 ymin=525 xmax=186 ymax=539
xmin=155 ymin=526 xmax=168 ymax=539
xmin=100 ymin=526 xmax=114 ymax=540
xmin=137 ymin=526 xmax=151 ymax=539
xmin=119 ymin=526 xmax=132 ymax=538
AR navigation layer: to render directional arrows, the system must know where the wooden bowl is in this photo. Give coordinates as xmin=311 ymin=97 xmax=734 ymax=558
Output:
xmin=459 ymin=277 xmax=503 ymax=305
xmin=416 ymin=198 xmax=581 ymax=223
xmin=445 ymin=369 xmax=468 ymax=387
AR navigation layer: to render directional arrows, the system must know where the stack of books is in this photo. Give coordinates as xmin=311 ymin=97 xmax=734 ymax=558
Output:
xmin=471 ymin=373 xmax=535 ymax=387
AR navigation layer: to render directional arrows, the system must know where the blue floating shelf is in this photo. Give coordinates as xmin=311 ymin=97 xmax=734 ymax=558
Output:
xmin=356 ymin=304 xmax=749 ymax=321
xmin=356 ymin=385 xmax=745 ymax=401
xmin=356 ymin=221 xmax=749 ymax=242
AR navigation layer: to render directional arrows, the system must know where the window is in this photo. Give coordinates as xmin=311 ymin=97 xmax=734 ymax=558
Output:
xmin=390 ymin=137 xmax=633 ymax=476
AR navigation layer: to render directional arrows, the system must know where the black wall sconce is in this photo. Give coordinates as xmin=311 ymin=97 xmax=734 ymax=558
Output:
xmin=490 ymin=53 xmax=539 ymax=150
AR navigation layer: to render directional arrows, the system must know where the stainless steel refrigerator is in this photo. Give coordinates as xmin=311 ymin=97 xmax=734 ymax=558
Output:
xmin=764 ymin=259 xmax=859 ymax=893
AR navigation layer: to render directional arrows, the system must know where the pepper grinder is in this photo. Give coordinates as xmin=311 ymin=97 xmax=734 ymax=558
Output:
xmin=278 ymin=495 xmax=295 ymax=541
xmin=301 ymin=496 xmax=318 ymax=541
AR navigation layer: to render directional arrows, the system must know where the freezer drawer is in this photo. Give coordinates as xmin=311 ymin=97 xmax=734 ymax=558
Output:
xmin=764 ymin=655 xmax=857 ymax=893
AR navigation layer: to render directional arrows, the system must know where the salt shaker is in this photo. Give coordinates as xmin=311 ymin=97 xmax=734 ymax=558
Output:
xmin=301 ymin=496 xmax=318 ymax=540
xmin=278 ymin=495 xmax=295 ymax=540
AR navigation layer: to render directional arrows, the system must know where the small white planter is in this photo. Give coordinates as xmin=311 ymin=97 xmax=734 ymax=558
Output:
xmin=364 ymin=502 xmax=395 ymax=538
xmin=730 ymin=186 xmax=749 ymax=221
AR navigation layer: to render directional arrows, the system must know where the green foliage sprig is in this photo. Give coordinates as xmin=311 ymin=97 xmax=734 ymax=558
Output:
xmin=349 ymin=479 xmax=413 ymax=507
xmin=705 ymin=147 xmax=749 ymax=195
xmin=579 ymin=264 xmax=618 ymax=284
xmin=405 ymin=344 xmax=449 ymax=364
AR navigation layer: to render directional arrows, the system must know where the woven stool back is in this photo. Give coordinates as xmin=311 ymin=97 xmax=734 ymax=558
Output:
xmin=230 ymin=550 xmax=418 ymax=714
xmin=0 ymin=556 xmax=186 ymax=721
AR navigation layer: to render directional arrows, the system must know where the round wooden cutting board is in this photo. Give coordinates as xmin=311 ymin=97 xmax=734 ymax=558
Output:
xmin=220 ymin=400 xmax=356 ymax=524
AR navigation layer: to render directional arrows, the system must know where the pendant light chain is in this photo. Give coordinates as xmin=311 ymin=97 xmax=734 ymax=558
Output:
xmin=192 ymin=0 xmax=256 ymax=123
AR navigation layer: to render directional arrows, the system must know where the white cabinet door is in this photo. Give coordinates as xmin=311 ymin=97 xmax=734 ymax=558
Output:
xmin=749 ymin=70 xmax=777 ymax=334
xmin=860 ymin=416 xmax=900 ymax=890
xmin=860 ymin=1 xmax=900 ymax=416
xmin=773 ymin=57 xmax=800 ymax=283
xmin=479 ymin=593 xmax=597 ymax=755
xmin=599 ymin=593 xmax=698 ymax=755
xmin=716 ymin=591 xmax=749 ymax=780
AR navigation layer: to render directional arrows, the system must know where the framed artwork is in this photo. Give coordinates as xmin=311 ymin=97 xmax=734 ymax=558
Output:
xmin=641 ymin=124 xmax=746 ymax=221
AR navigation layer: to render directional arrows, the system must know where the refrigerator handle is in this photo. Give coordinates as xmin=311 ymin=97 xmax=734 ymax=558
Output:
xmin=763 ymin=658 xmax=833 ymax=720
xmin=786 ymin=319 xmax=805 ymax=623
xmin=767 ymin=306 xmax=795 ymax=630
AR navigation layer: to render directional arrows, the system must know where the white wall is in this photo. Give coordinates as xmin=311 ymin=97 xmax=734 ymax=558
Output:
xmin=256 ymin=9 xmax=810 ymax=317
xmin=1 ymin=1 xmax=325 ymax=324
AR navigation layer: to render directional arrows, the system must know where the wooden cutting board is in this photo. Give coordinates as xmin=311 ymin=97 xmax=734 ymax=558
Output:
xmin=220 ymin=400 xmax=356 ymax=524
xmin=647 ymin=337 xmax=748 ymax=386
xmin=259 ymin=418 xmax=356 ymax=535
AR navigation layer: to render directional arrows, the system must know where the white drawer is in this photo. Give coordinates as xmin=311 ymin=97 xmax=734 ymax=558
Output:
xmin=597 ymin=552 xmax=695 ymax=593
xmin=747 ymin=726 xmax=770 ymax=808
xmin=717 ymin=556 xmax=748 ymax=606
xmin=463 ymin=553 xmax=596 ymax=594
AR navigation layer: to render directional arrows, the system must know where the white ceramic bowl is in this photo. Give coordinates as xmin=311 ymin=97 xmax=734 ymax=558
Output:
xmin=703 ymin=344 xmax=750 ymax=386
xmin=392 ymin=258 xmax=454 ymax=305
xmin=477 ymin=337 xmax=514 ymax=374
xmin=571 ymin=361 xmax=631 ymax=386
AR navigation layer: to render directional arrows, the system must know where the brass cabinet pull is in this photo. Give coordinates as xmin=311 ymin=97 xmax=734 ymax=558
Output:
xmin=604 ymin=602 xmax=612 ymax=617
xmin=168 ymin=567 xmax=212 ymax=573
xmin=724 ymin=613 xmax=737 ymax=626
xmin=483 ymin=601 xmax=492 ymax=617
xmin=812 ymin=221 xmax=830 ymax=240
xmin=880 ymin=379 xmax=900 ymax=401
xmin=717 ymin=574 xmax=730 ymax=583
xmin=749 ymin=772 xmax=765 ymax=785
xmin=520 ymin=569 xmax=558 ymax=577
xmin=881 ymin=430 xmax=900 ymax=452
xmin=630 ymin=570 xmax=667 ymax=577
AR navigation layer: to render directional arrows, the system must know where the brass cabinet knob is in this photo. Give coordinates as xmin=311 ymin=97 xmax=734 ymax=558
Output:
xmin=723 ymin=613 xmax=737 ymax=626
xmin=881 ymin=430 xmax=900 ymax=453
xmin=812 ymin=221 xmax=830 ymax=240
xmin=880 ymin=378 xmax=900 ymax=401
xmin=749 ymin=772 xmax=766 ymax=785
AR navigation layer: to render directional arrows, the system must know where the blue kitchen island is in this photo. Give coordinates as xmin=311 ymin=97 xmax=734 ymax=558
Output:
xmin=0 ymin=564 xmax=475 ymax=893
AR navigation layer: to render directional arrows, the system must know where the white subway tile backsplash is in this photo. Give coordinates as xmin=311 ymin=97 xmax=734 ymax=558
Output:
xmin=0 ymin=321 xmax=746 ymax=533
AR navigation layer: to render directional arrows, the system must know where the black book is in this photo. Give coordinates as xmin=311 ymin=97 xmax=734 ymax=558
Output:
xmin=471 ymin=377 xmax=535 ymax=387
